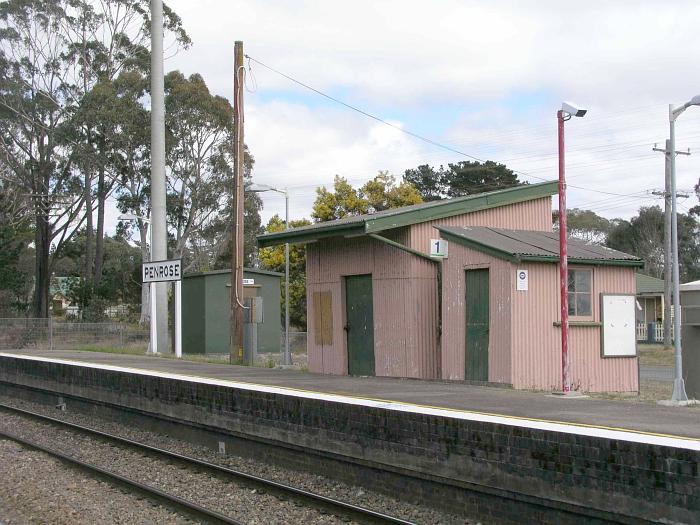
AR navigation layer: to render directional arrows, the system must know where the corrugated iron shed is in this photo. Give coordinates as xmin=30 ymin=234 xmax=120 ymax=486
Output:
xmin=437 ymin=226 xmax=643 ymax=266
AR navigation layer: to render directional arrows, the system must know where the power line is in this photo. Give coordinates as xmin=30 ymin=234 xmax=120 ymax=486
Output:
xmin=246 ymin=56 xmax=490 ymax=163
xmin=245 ymin=54 xmax=553 ymax=185
xmin=245 ymin=54 xmax=674 ymax=200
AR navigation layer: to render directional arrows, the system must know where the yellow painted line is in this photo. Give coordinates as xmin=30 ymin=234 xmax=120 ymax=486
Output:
xmin=168 ymin=375 xmax=699 ymax=442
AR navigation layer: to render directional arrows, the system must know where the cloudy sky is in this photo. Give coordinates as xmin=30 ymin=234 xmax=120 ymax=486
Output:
xmin=152 ymin=0 xmax=700 ymax=226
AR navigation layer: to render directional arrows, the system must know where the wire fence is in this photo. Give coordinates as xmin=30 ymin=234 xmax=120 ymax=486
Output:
xmin=0 ymin=318 xmax=149 ymax=352
xmin=284 ymin=331 xmax=307 ymax=356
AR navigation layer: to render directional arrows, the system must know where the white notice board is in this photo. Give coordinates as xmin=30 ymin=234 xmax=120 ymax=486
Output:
xmin=600 ymin=294 xmax=636 ymax=357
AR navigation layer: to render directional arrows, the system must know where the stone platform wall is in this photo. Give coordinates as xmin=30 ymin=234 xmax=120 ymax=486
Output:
xmin=0 ymin=356 xmax=696 ymax=524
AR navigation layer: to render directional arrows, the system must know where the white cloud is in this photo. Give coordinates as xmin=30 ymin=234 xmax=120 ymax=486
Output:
xmin=152 ymin=0 xmax=700 ymax=225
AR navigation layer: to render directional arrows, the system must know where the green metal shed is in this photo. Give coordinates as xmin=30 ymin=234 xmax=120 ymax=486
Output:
xmin=182 ymin=268 xmax=282 ymax=355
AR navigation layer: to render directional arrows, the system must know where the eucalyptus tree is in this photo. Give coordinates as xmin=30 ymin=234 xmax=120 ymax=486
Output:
xmin=164 ymin=71 xmax=260 ymax=272
xmin=0 ymin=0 xmax=85 ymax=317
xmin=63 ymin=0 xmax=188 ymax=288
xmin=0 ymin=0 xmax=189 ymax=318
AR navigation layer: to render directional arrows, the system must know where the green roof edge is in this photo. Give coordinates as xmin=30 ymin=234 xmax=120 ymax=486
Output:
xmin=436 ymin=228 xmax=519 ymax=263
xmin=365 ymin=181 xmax=557 ymax=232
xmin=257 ymin=181 xmax=558 ymax=247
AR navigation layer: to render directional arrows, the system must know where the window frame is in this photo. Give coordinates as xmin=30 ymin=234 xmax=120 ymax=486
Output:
xmin=567 ymin=267 xmax=593 ymax=320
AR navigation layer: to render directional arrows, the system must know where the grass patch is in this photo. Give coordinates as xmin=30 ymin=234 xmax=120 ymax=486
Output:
xmin=638 ymin=344 xmax=675 ymax=366
xmin=589 ymin=379 xmax=683 ymax=404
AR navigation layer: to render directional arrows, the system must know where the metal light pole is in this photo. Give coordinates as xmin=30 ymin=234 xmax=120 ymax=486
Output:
xmin=118 ymin=213 xmax=156 ymax=353
xmin=250 ymin=184 xmax=291 ymax=365
xmin=667 ymin=94 xmax=700 ymax=403
xmin=557 ymin=102 xmax=587 ymax=394
xmin=150 ymin=0 xmax=169 ymax=353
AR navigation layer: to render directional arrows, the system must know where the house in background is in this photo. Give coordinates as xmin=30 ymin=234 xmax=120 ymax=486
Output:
xmin=635 ymin=273 xmax=665 ymax=325
xmin=49 ymin=276 xmax=78 ymax=312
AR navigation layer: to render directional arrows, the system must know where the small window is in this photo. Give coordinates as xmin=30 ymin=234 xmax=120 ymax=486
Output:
xmin=568 ymin=269 xmax=592 ymax=317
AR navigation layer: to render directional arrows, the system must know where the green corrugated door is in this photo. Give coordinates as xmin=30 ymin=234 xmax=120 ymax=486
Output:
xmin=465 ymin=269 xmax=489 ymax=381
xmin=345 ymin=274 xmax=375 ymax=376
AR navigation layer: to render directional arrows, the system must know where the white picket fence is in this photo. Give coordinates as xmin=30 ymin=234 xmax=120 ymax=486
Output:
xmin=636 ymin=322 xmax=673 ymax=343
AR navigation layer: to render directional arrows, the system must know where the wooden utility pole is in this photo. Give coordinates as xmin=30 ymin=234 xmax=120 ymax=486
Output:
xmin=230 ymin=41 xmax=245 ymax=361
xmin=652 ymin=141 xmax=690 ymax=346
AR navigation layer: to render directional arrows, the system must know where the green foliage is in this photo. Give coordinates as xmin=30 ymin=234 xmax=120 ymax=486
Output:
xmin=258 ymin=216 xmax=311 ymax=329
xmin=312 ymin=175 xmax=369 ymax=222
xmin=57 ymin=232 xmax=142 ymax=312
xmin=312 ymin=172 xmax=423 ymax=222
xmin=0 ymin=222 xmax=32 ymax=315
xmin=360 ymin=171 xmax=423 ymax=212
xmin=163 ymin=71 xmax=262 ymax=271
xmin=606 ymin=206 xmax=700 ymax=281
xmin=553 ymin=208 xmax=611 ymax=244
xmin=403 ymin=161 xmax=522 ymax=201
xmin=0 ymin=0 xmax=190 ymax=317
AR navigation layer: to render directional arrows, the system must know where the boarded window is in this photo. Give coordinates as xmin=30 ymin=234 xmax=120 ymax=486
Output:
xmin=313 ymin=291 xmax=333 ymax=346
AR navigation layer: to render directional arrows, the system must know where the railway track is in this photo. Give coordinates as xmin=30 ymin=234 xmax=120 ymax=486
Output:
xmin=0 ymin=403 xmax=417 ymax=525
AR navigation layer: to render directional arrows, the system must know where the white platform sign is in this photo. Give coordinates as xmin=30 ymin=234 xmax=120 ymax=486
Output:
xmin=243 ymin=278 xmax=255 ymax=285
xmin=601 ymin=294 xmax=636 ymax=357
xmin=430 ymin=239 xmax=448 ymax=258
xmin=516 ymin=269 xmax=528 ymax=291
xmin=142 ymin=259 xmax=182 ymax=283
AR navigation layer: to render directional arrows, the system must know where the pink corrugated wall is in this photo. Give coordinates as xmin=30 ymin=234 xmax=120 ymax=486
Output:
xmin=305 ymin=196 xmax=553 ymax=379
xmin=409 ymin=198 xmax=552 ymax=258
xmin=440 ymin=240 xmax=638 ymax=391
xmin=440 ymin=242 xmax=512 ymax=382
xmin=510 ymin=263 xmax=638 ymax=392
xmin=305 ymin=230 xmax=440 ymax=378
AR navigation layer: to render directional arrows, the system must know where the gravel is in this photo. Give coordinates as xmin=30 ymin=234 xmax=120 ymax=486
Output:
xmin=0 ymin=395 xmax=474 ymax=524
xmin=0 ymin=438 xmax=192 ymax=525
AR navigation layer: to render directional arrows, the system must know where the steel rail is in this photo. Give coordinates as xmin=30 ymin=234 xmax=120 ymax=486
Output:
xmin=0 ymin=429 xmax=244 ymax=525
xmin=0 ymin=403 xmax=417 ymax=525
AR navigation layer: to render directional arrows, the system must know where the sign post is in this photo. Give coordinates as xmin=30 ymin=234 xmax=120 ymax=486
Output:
xmin=143 ymin=259 xmax=182 ymax=358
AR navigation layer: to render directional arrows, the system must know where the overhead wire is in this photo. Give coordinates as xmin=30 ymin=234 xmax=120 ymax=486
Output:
xmin=244 ymin=55 xmax=687 ymax=203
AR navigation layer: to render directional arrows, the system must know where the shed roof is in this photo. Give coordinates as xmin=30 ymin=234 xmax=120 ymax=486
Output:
xmin=680 ymin=279 xmax=700 ymax=291
xmin=257 ymin=180 xmax=558 ymax=248
xmin=183 ymin=267 xmax=283 ymax=279
xmin=437 ymin=226 xmax=643 ymax=267
xmin=636 ymin=274 xmax=664 ymax=295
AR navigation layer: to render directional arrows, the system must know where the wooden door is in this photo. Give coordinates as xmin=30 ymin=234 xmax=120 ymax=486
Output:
xmin=465 ymin=269 xmax=489 ymax=381
xmin=345 ymin=274 xmax=375 ymax=376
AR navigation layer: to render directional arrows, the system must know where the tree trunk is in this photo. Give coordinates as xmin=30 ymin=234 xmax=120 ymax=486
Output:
xmin=138 ymin=224 xmax=150 ymax=326
xmin=94 ymin=163 xmax=106 ymax=284
xmin=84 ymin=171 xmax=93 ymax=289
xmin=33 ymin=200 xmax=50 ymax=318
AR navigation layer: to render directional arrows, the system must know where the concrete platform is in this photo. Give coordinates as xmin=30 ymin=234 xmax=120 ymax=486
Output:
xmin=2 ymin=348 xmax=698 ymax=440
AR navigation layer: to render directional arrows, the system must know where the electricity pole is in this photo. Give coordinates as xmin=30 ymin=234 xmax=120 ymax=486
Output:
xmin=652 ymin=141 xmax=690 ymax=347
xmin=150 ymin=0 xmax=168 ymax=353
xmin=230 ymin=41 xmax=245 ymax=362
